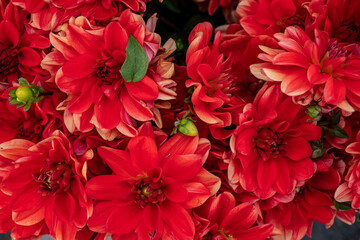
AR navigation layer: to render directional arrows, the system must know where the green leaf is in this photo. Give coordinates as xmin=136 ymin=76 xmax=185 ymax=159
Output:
xmin=162 ymin=0 xmax=181 ymax=13
xmin=328 ymin=125 xmax=349 ymax=138
xmin=120 ymin=34 xmax=149 ymax=83
xmin=18 ymin=77 xmax=29 ymax=86
xmin=331 ymin=111 xmax=341 ymax=125
xmin=334 ymin=201 xmax=352 ymax=211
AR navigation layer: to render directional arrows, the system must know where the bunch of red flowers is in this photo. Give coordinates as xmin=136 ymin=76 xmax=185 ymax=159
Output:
xmin=0 ymin=0 xmax=360 ymax=239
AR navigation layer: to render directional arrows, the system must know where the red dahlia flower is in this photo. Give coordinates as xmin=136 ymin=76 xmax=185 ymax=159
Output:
xmin=86 ymin=123 xmax=220 ymax=239
xmin=229 ymin=84 xmax=321 ymax=199
xmin=262 ymin=154 xmax=342 ymax=240
xmin=335 ymin=130 xmax=360 ymax=209
xmin=251 ymin=26 xmax=360 ymax=111
xmin=0 ymin=89 xmax=66 ymax=143
xmin=195 ymin=192 xmax=273 ymax=239
xmin=0 ymin=2 xmax=50 ymax=84
xmin=42 ymin=10 xmax=162 ymax=139
xmin=186 ymin=22 xmax=243 ymax=139
xmin=237 ymin=0 xmax=309 ymax=36
xmin=0 ymin=131 xmax=93 ymax=240
xmin=308 ymin=0 xmax=360 ymax=43
xmin=12 ymin=0 xmax=149 ymax=31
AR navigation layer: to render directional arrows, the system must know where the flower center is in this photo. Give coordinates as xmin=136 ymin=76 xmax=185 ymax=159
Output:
xmin=33 ymin=163 xmax=72 ymax=195
xmin=255 ymin=128 xmax=284 ymax=160
xmin=278 ymin=14 xmax=305 ymax=31
xmin=335 ymin=21 xmax=360 ymax=42
xmin=133 ymin=177 xmax=166 ymax=207
xmin=96 ymin=61 xmax=122 ymax=84
xmin=327 ymin=41 xmax=352 ymax=60
xmin=0 ymin=48 xmax=19 ymax=79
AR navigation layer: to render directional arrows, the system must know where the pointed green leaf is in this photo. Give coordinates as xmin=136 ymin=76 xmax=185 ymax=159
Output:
xmin=334 ymin=201 xmax=352 ymax=211
xmin=328 ymin=126 xmax=349 ymax=138
xmin=120 ymin=34 xmax=149 ymax=82
xmin=331 ymin=111 xmax=341 ymax=125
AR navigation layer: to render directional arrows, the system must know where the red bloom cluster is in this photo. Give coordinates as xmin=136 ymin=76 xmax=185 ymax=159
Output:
xmin=1 ymin=0 xmax=360 ymax=239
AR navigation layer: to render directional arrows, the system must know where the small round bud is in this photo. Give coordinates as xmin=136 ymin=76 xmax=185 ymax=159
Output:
xmin=16 ymin=86 xmax=33 ymax=102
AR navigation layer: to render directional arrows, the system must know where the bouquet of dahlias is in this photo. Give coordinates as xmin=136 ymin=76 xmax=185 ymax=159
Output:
xmin=0 ymin=0 xmax=360 ymax=239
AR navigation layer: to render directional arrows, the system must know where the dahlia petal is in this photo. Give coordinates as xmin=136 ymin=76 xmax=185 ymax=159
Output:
xmin=346 ymin=142 xmax=360 ymax=155
xmin=161 ymin=202 xmax=195 ymax=240
xmin=334 ymin=183 xmax=353 ymax=203
xmin=162 ymin=154 xmax=202 ymax=182
xmin=307 ymin=64 xmax=329 ymax=84
xmin=104 ymin=22 xmax=128 ymax=53
xmin=273 ymin=52 xmax=309 ymax=68
xmin=125 ymin=76 xmax=159 ymax=101
xmin=323 ymin=77 xmax=346 ymax=105
xmin=55 ymin=69 xmax=86 ymax=94
xmin=0 ymin=139 xmax=34 ymax=160
xmin=240 ymin=16 xmax=268 ymax=36
xmin=120 ymin=0 xmax=140 ymax=11
xmin=11 ymin=183 xmax=43 ymax=211
xmin=54 ymin=192 xmax=75 ymax=222
xmin=287 ymin=158 xmax=315 ymax=180
xmin=97 ymin=146 xmax=137 ymax=178
xmin=49 ymin=34 xmax=78 ymax=60
xmin=192 ymin=169 xmax=221 ymax=197
xmin=143 ymin=204 xmax=161 ymax=231
xmin=296 ymin=123 xmax=322 ymax=141
xmin=163 ymin=178 xmax=188 ymax=202
xmin=18 ymin=47 xmax=41 ymax=67
xmin=3 ymin=164 xmax=40 ymax=190
xmin=0 ymin=20 xmax=19 ymax=47
xmin=24 ymin=0 xmax=46 ymax=13
xmin=87 ymin=201 xmax=118 ymax=233
xmin=106 ymin=203 xmax=143 ymax=234
xmin=257 ymin=159 xmax=277 ymax=194
xmin=95 ymin=96 xmax=121 ymax=129
xmin=305 ymin=188 xmax=333 ymax=206
xmin=232 ymin=224 xmax=273 ymax=240
xmin=120 ymin=88 xmax=153 ymax=121
xmin=284 ymin=137 xmax=312 ymax=161
xmin=281 ymin=70 xmax=313 ymax=96
xmin=310 ymin=168 xmax=340 ymax=190
xmin=66 ymin=24 xmax=103 ymax=56
xmin=274 ymin=158 xmax=293 ymax=194
xmin=182 ymin=182 xmax=211 ymax=209
xmin=54 ymin=221 xmax=77 ymax=240
xmin=207 ymin=192 xmax=235 ymax=224
xmin=128 ymin=136 xmax=159 ymax=172
xmin=221 ymin=203 xmax=257 ymax=231
xmin=159 ymin=134 xmax=199 ymax=159
xmin=86 ymin=175 xmax=132 ymax=200
xmin=271 ymin=0 xmax=296 ymax=20
xmin=62 ymin=54 xmax=97 ymax=79
xmin=235 ymin=128 xmax=257 ymax=156
xmin=12 ymin=203 xmax=45 ymax=226
xmin=67 ymin=85 xmax=94 ymax=114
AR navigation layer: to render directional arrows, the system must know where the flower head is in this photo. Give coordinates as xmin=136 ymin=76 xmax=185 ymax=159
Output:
xmin=86 ymin=123 xmax=220 ymax=239
xmin=0 ymin=131 xmax=93 ymax=239
xmin=229 ymin=84 xmax=321 ymax=199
